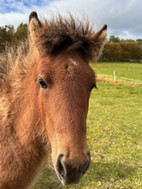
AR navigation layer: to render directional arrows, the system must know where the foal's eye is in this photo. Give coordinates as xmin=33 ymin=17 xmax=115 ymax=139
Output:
xmin=38 ymin=78 xmax=48 ymax=89
xmin=90 ymin=83 xmax=97 ymax=91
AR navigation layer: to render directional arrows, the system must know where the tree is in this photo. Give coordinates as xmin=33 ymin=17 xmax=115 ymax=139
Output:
xmin=101 ymin=36 xmax=142 ymax=62
xmin=0 ymin=25 xmax=15 ymax=51
xmin=121 ymin=39 xmax=135 ymax=43
xmin=5 ymin=25 xmax=15 ymax=42
xmin=14 ymin=23 xmax=28 ymax=42
xmin=136 ymin=39 xmax=142 ymax=44
xmin=0 ymin=27 xmax=7 ymax=51
xmin=109 ymin=35 xmax=120 ymax=43
xmin=0 ymin=23 xmax=28 ymax=52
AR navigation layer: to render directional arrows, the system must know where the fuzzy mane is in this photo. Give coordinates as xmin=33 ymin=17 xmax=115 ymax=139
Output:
xmin=34 ymin=15 xmax=95 ymax=58
xmin=0 ymin=42 xmax=30 ymax=88
xmin=29 ymin=12 xmax=106 ymax=60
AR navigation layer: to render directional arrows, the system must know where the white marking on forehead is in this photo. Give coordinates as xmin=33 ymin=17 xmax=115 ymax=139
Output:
xmin=69 ymin=58 xmax=78 ymax=66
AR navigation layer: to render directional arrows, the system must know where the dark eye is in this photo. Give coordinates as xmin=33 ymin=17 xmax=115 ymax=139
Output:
xmin=90 ymin=83 xmax=97 ymax=91
xmin=38 ymin=77 xmax=48 ymax=89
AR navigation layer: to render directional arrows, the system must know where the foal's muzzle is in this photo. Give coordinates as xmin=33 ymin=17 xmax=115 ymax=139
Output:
xmin=55 ymin=152 xmax=91 ymax=185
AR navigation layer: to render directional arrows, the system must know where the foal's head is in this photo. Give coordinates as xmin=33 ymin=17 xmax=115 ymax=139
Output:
xmin=29 ymin=12 xmax=107 ymax=185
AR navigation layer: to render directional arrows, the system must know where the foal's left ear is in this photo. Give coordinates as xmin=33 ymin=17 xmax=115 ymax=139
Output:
xmin=28 ymin=11 xmax=42 ymax=44
xmin=91 ymin=24 xmax=107 ymax=61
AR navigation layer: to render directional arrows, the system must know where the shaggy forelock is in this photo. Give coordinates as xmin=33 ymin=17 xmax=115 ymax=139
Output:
xmin=34 ymin=15 xmax=95 ymax=59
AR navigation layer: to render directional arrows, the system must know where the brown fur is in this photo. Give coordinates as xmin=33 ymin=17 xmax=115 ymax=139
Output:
xmin=0 ymin=12 xmax=107 ymax=188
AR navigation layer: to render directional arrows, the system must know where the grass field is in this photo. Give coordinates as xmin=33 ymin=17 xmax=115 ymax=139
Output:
xmin=91 ymin=62 xmax=142 ymax=81
xmin=33 ymin=63 xmax=142 ymax=189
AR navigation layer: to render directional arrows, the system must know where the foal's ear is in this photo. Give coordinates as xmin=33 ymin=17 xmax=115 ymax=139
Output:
xmin=91 ymin=24 xmax=107 ymax=61
xmin=28 ymin=11 xmax=42 ymax=44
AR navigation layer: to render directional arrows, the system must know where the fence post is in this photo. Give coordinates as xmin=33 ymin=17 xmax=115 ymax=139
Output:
xmin=113 ymin=71 xmax=116 ymax=82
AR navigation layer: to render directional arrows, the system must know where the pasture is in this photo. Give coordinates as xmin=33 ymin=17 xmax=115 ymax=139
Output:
xmin=92 ymin=62 xmax=142 ymax=80
xmin=33 ymin=62 xmax=142 ymax=189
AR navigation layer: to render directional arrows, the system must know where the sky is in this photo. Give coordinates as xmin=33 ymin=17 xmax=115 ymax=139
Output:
xmin=0 ymin=0 xmax=141 ymax=40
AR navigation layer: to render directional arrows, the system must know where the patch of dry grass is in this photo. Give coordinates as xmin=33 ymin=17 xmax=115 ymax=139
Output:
xmin=96 ymin=74 xmax=141 ymax=87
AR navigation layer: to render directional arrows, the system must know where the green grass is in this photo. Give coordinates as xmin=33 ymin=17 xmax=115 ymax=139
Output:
xmin=91 ymin=62 xmax=142 ymax=81
xmin=86 ymin=83 xmax=142 ymax=189
xmin=33 ymin=63 xmax=142 ymax=189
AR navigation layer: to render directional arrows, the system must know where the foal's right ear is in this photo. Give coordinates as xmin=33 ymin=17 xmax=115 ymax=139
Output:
xmin=28 ymin=12 xmax=42 ymax=43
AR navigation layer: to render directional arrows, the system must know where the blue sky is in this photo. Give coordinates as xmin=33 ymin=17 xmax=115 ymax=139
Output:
xmin=0 ymin=0 xmax=46 ymax=13
xmin=0 ymin=0 xmax=142 ymax=40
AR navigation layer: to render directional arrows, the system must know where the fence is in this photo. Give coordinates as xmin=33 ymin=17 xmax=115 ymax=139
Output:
xmin=96 ymin=71 xmax=142 ymax=86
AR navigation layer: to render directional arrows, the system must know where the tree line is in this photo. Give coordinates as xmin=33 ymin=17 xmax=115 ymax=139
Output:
xmin=101 ymin=36 xmax=142 ymax=62
xmin=0 ymin=23 xmax=142 ymax=62
xmin=0 ymin=23 xmax=27 ymax=52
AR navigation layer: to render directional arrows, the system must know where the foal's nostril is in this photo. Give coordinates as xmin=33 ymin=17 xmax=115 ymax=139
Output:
xmin=56 ymin=154 xmax=65 ymax=177
xmin=81 ymin=152 xmax=91 ymax=175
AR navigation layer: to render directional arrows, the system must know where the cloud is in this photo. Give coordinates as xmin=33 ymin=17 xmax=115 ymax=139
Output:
xmin=0 ymin=0 xmax=141 ymax=40
xmin=45 ymin=0 xmax=142 ymax=40
xmin=0 ymin=0 xmax=43 ymax=27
